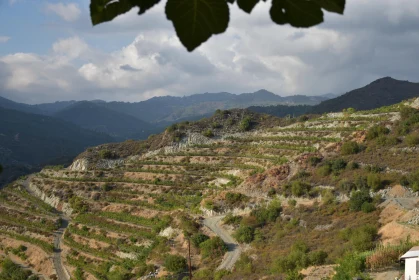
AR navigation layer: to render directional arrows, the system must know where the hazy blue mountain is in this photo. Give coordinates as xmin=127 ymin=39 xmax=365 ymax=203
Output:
xmin=101 ymin=90 xmax=328 ymax=123
xmin=0 ymin=96 xmax=42 ymax=114
xmin=34 ymin=100 xmax=77 ymax=115
xmin=0 ymin=107 xmax=114 ymax=166
xmin=53 ymin=101 xmax=160 ymax=139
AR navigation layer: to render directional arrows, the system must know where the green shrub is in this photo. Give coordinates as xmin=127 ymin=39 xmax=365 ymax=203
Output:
xmin=333 ymin=253 xmax=367 ymax=280
xmin=0 ymin=258 xmax=33 ymax=280
xmin=251 ymin=199 xmax=282 ymax=225
xmin=341 ymin=141 xmax=361 ymax=155
xmin=99 ymin=149 xmax=114 ymax=159
xmin=235 ymin=254 xmax=254 ymax=274
xmin=191 ymin=233 xmax=209 ymax=248
xmin=214 ymin=269 xmax=230 ymax=280
xmin=234 ymin=226 xmax=255 ymax=244
xmin=202 ymin=129 xmax=214 ymax=138
xmin=69 ymin=196 xmax=89 ymax=214
xmin=367 ymin=173 xmax=382 ymax=191
xmin=347 ymin=161 xmax=359 ymax=170
xmin=199 ymin=237 xmax=227 ymax=258
xmin=164 ymin=254 xmax=187 ymax=273
xmin=308 ymin=250 xmax=328 ymax=265
xmin=308 ymin=156 xmax=322 ymax=166
xmin=330 ymin=159 xmax=347 ymax=173
xmin=350 ymin=225 xmax=378 ymax=252
xmin=291 ymin=181 xmax=311 ymax=197
xmin=211 ymin=122 xmax=222 ymax=129
xmin=316 ymin=165 xmax=331 ymax=177
xmin=349 ymin=190 xmax=372 ymax=211
xmin=376 ymin=135 xmax=399 ymax=146
xmin=166 ymin=124 xmax=178 ymax=132
xmin=225 ymin=192 xmax=249 ymax=206
xmin=286 ymin=270 xmax=304 ymax=280
xmin=240 ymin=116 xmax=252 ymax=131
xmin=223 ymin=214 xmax=242 ymax=226
xmin=367 ymin=125 xmax=390 ymax=140
xmin=101 ymin=183 xmax=113 ymax=192
xmin=405 ymin=133 xmax=419 ymax=146
xmin=272 ymin=241 xmax=313 ymax=273
xmin=361 ymin=202 xmax=376 ymax=213
xmin=288 ymin=199 xmax=297 ymax=207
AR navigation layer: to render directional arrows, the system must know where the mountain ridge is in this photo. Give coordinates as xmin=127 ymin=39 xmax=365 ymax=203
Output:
xmin=311 ymin=77 xmax=419 ymax=113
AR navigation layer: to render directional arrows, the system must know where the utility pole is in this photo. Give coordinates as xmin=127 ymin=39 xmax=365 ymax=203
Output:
xmin=188 ymin=237 xmax=192 ymax=279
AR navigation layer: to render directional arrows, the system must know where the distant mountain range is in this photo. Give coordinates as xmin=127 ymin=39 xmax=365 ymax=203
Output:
xmin=0 ymin=89 xmax=331 ymax=137
xmin=53 ymin=101 xmax=158 ymax=140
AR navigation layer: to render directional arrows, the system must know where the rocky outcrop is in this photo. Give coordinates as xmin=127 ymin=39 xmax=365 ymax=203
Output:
xmin=28 ymin=182 xmax=73 ymax=216
xmin=69 ymin=159 xmax=89 ymax=171
xmin=409 ymin=97 xmax=419 ymax=109
xmin=69 ymin=158 xmax=124 ymax=171
xmin=142 ymin=132 xmax=215 ymax=158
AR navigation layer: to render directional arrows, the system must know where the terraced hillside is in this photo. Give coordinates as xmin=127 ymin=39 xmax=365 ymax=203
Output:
xmin=1 ymin=99 xmax=419 ymax=279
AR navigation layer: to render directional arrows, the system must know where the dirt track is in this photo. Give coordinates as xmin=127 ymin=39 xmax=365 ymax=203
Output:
xmin=203 ymin=215 xmax=242 ymax=271
xmin=22 ymin=176 xmax=70 ymax=280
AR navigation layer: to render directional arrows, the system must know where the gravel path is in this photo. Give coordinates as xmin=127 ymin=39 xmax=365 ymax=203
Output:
xmin=203 ymin=216 xmax=241 ymax=271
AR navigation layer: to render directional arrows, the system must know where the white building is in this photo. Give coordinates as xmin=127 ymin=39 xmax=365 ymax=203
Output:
xmin=400 ymin=246 xmax=419 ymax=280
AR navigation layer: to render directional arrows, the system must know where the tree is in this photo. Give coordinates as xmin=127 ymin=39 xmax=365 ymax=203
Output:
xmin=349 ymin=190 xmax=372 ymax=211
xmin=199 ymin=237 xmax=227 ymax=258
xmin=234 ymin=226 xmax=255 ymax=243
xmin=90 ymin=0 xmax=346 ymax=52
xmin=191 ymin=233 xmax=210 ymax=248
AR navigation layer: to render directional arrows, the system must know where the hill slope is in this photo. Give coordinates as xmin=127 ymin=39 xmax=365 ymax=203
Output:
xmin=1 ymin=99 xmax=419 ymax=279
xmin=53 ymin=101 xmax=159 ymax=139
xmin=0 ymin=107 xmax=114 ymax=166
xmin=0 ymin=96 xmax=42 ymax=114
xmin=311 ymin=77 xmax=419 ymax=113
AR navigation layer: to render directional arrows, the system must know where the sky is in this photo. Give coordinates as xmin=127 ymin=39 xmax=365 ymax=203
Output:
xmin=1 ymin=0 xmax=419 ymax=104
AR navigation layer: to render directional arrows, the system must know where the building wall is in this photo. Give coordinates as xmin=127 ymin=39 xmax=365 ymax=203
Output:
xmin=405 ymin=258 xmax=419 ymax=280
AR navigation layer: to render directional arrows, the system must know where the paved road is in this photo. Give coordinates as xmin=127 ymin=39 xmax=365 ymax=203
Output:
xmin=22 ymin=176 xmax=70 ymax=280
xmin=203 ymin=216 xmax=241 ymax=271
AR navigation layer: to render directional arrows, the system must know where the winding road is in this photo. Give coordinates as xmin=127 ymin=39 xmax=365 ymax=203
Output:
xmin=203 ymin=216 xmax=241 ymax=271
xmin=22 ymin=176 xmax=70 ymax=280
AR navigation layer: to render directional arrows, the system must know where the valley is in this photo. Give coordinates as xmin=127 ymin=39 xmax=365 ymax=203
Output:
xmin=1 ymin=98 xmax=419 ymax=279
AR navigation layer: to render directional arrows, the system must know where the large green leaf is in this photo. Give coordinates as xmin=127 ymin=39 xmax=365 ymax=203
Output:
xmin=165 ymin=0 xmax=229 ymax=52
xmin=90 ymin=0 xmax=160 ymax=25
xmin=270 ymin=0 xmax=324 ymax=28
xmin=237 ymin=0 xmax=260 ymax=14
xmin=313 ymin=0 xmax=345 ymax=14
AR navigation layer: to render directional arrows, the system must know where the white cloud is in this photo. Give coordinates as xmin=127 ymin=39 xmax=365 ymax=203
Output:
xmin=45 ymin=2 xmax=81 ymax=22
xmin=2 ymin=0 xmax=419 ymax=104
xmin=0 ymin=36 xmax=10 ymax=43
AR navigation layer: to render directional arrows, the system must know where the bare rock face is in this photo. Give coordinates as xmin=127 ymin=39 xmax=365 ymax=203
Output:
xmin=69 ymin=159 xmax=89 ymax=171
xmin=29 ymin=182 xmax=73 ymax=216
xmin=410 ymin=97 xmax=419 ymax=109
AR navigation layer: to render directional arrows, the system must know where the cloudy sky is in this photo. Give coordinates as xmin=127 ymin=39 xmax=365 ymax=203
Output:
xmin=1 ymin=0 xmax=419 ymax=104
